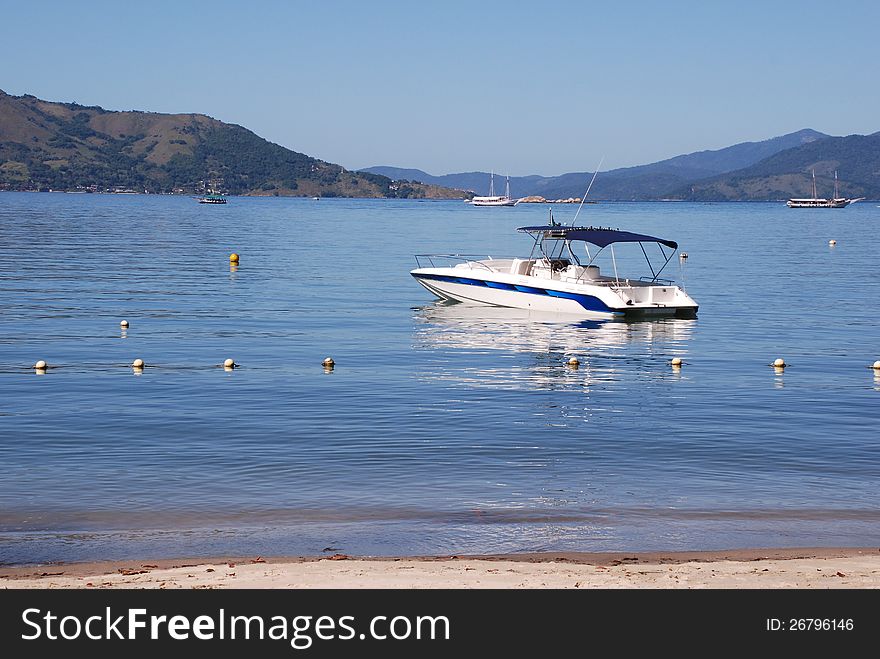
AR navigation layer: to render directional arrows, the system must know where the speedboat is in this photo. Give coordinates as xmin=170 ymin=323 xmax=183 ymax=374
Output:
xmin=411 ymin=220 xmax=698 ymax=318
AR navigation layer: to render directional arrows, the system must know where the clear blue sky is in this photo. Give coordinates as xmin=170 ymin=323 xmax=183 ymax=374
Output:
xmin=2 ymin=0 xmax=878 ymax=175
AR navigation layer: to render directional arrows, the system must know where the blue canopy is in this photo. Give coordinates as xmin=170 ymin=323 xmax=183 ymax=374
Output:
xmin=517 ymin=225 xmax=678 ymax=250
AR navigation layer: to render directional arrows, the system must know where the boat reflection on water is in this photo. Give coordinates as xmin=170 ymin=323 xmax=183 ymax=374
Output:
xmin=412 ymin=300 xmax=695 ymax=392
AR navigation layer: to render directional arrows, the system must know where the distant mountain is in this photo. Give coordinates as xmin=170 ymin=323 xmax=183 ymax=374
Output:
xmin=361 ymin=167 xmax=535 ymax=199
xmin=357 ymin=168 xmax=541 ymax=199
xmin=0 ymin=89 xmax=470 ymax=198
xmin=362 ymin=129 xmax=829 ymax=200
xmin=670 ymin=134 xmax=880 ymax=201
xmin=540 ymin=128 xmax=830 ymax=200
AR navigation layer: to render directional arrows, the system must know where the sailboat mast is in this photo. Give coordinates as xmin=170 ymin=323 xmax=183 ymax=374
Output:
xmin=812 ymin=169 xmax=817 ymax=199
xmin=489 ymin=171 xmax=494 ymax=197
xmin=834 ymin=170 xmax=839 ymax=198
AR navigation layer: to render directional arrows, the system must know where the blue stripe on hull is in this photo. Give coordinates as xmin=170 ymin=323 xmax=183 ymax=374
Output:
xmin=412 ymin=272 xmax=615 ymax=313
xmin=544 ymin=288 xmax=614 ymax=313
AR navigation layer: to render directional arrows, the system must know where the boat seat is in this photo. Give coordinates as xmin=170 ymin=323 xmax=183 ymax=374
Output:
xmin=582 ymin=265 xmax=600 ymax=280
xmin=509 ymin=259 xmax=533 ymax=276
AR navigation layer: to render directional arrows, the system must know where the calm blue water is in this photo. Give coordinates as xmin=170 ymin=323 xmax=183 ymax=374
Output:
xmin=1 ymin=192 xmax=878 ymax=565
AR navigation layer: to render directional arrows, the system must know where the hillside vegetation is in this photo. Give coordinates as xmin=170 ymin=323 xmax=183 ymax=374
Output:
xmin=673 ymin=134 xmax=880 ymax=200
xmin=0 ymin=90 xmax=470 ymax=198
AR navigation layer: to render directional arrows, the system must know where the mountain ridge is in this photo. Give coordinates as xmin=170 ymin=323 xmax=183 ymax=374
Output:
xmin=671 ymin=133 xmax=880 ymax=200
xmin=5 ymin=88 xmax=875 ymax=201
xmin=0 ymin=89 xmax=470 ymax=199
xmin=362 ymin=129 xmax=830 ymax=200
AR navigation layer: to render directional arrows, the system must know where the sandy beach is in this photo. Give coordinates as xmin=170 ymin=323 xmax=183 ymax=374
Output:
xmin=3 ymin=548 xmax=878 ymax=589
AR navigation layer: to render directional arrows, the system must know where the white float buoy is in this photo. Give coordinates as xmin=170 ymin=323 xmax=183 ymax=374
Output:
xmin=829 ymin=239 xmax=837 ymax=246
xmin=132 ymin=358 xmax=145 ymax=368
xmin=872 ymin=360 xmax=880 ymax=370
xmin=567 ymin=357 xmax=580 ymax=367
xmin=120 ymin=319 xmax=129 ymax=328
xmin=671 ymin=357 xmax=683 ymax=366
xmin=679 ymin=252 xmax=688 ymax=259
xmin=34 ymin=360 xmax=47 ymax=370
xmin=773 ymin=358 xmax=786 ymax=368
xmin=322 ymin=357 xmax=335 ymax=368
xmin=224 ymin=358 xmax=236 ymax=368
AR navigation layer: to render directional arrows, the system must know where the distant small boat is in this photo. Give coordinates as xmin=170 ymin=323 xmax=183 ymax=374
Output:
xmin=198 ymin=193 xmax=227 ymax=204
xmin=469 ymin=172 xmax=518 ymax=207
xmin=787 ymin=170 xmax=864 ymax=208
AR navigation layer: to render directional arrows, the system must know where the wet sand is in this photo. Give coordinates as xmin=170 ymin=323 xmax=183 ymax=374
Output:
xmin=3 ymin=548 xmax=879 ymax=589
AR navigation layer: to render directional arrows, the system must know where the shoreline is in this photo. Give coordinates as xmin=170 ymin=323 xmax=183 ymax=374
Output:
xmin=3 ymin=547 xmax=878 ymax=589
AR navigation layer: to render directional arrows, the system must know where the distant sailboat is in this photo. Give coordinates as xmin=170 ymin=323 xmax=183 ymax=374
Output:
xmin=469 ymin=172 xmax=518 ymax=207
xmin=786 ymin=170 xmax=864 ymax=208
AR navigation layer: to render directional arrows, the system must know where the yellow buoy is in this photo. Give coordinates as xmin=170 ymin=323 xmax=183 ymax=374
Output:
xmin=773 ymin=358 xmax=786 ymax=368
xmin=229 ymin=253 xmax=240 ymax=263
xmin=829 ymin=239 xmax=837 ymax=246
xmin=132 ymin=358 xmax=145 ymax=368
xmin=224 ymin=358 xmax=236 ymax=369
xmin=872 ymin=360 xmax=880 ymax=370
xmin=323 ymin=357 xmax=335 ymax=368
xmin=671 ymin=357 xmax=683 ymax=366
xmin=34 ymin=360 xmax=47 ymax=370
xmin=120 ymin=319 xmax=129 ymax=328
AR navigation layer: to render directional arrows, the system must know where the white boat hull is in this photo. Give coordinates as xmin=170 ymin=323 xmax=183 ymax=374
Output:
xmin=469 ymin=196 xmax=518 ymax=206
xmin=786 ymin=198 xmax=850 ymax=208
xmin=411 ymin=264 xmax=698 ymax=319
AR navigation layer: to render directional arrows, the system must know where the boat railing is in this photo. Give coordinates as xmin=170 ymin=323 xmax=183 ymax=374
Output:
xmin=414 ymin=254 xmax=510 ymax=271
xmin=638 ymin=276 xmax=676 ymax=285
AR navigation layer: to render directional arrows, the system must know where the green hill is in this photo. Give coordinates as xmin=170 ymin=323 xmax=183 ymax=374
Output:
xmin=670 ymin=134 xmax=880 ymax=201
xmin=0 ymin=89 xmax=470 ymax=198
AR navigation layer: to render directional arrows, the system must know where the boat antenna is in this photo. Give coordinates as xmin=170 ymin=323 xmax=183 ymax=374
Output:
xmin=571 ymin=156 xmax=605 ymax=226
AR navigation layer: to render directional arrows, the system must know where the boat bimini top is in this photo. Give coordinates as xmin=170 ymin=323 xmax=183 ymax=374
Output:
xmin=516 ymin=224 xmax=680 ymax=284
